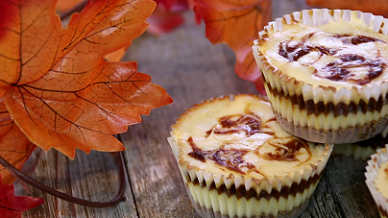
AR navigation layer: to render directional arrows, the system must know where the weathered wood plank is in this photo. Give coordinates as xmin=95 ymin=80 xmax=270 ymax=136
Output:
xmin=18 ymin=149 xmax=137 ymax=218
xmin=301 ymin=156 xmax=379 ymax=218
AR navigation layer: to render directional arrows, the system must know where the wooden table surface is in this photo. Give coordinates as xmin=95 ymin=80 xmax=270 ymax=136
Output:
xmin=18 ymin=1 xmax=380 ymax=217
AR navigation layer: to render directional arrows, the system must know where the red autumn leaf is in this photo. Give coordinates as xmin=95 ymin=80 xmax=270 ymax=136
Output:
xmin=147 ymin=0 xmax=189 ymax=35
xmin=193 ymin=0 xmax=271 ymax=94
xmin=0 ymin=176 xmax=44 ymax=218
xmin=0 ymin=0 xmax=173 ymax=158
xmin=0 ymin=101 xmax=36 ymax=185
xmin=306 ymin=0 xmax=388 ymax=17
xmin=187 ymin=0 xmax=202 ymax=24
xmin=154 ymin=0 xmax=176 ymax=10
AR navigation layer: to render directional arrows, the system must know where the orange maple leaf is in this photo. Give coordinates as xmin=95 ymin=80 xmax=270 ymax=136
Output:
xmin=193 ymin=0 xmax=271 ymax=94
xmin=57 ymin=0 xmax=190 ymax=36
xmin=0 ymin=102 xmax=36 ymax=185
xmin=0 ymin=0 xmax=173 ymax=158
xmin=104 ymin=47 xmax=128 ymax=62
xmin=57 ymin=0 xmax=127 ymax=62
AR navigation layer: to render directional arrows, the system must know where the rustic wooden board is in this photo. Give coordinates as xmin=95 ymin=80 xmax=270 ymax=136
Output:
xmin=19 ymin=1 xmax=380 ymax=217
xmin=18 ymin=149 xmax=137 ymax=218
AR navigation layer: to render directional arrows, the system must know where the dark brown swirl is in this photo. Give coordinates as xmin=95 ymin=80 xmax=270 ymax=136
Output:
xmin=187 ymin=137 xmax=208 ymax=162
xmin=335 ymin=34 xmax=385 ymax=45
xmin=278 ymin=33 xmax=337 ymax=61
xmin=318 ymin=54 xmax=386 ymax=85
xmin=262 ymin=138 xmax=312 ymax=162
xmin=205 ymin=110 xmax=276 ymax=138
xmin=209 ymin=147 xmax=256 ymax=174
xmin=187 ymin=137 xmax=258 ymax=175
xmin=278 ymin=33 xmax=387 ymax=85
xmin=205 ymin=112 xmax=272 ymax=138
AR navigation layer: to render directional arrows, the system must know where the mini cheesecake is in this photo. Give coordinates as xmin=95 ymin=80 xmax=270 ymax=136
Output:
xmin=168 ymin=94 xmax=332 ymax=218
xmin=253 ymin=9 xmax=388 ymax=143
xmin=366 ymin=146 xmax=388 ymax=218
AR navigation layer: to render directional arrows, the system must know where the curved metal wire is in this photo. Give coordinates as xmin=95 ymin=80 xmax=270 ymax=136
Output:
xmin=0 ymin=151 xmax=126 ymax=208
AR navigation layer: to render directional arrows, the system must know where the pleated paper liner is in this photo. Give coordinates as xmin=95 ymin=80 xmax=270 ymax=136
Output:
xmin=365 ymin=145 xmax=388 ymax=218
xmin=168 ymin=137 xmax=333 ymax=218
xmin=253 ymin=9 xmax=388 ymax=144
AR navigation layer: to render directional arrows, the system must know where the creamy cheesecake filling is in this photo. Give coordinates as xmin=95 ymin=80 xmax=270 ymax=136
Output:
xmin=171 ymin=95 xmax=329 ymax=180
xmin=258 ymin=18 xmax=388 ymax=90
xmin=376 ymin=162 xmax=388 ymax=198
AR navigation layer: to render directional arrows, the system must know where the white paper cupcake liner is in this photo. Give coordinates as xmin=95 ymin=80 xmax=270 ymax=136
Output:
xmin=365 ymin=145 xmax=388 ymax=218
xmin=168 ymin=137 xmax=333 ymax=218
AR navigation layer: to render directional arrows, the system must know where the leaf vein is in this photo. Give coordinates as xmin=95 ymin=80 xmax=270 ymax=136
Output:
xmin=21 ymin=28 xmax=54 ymax=67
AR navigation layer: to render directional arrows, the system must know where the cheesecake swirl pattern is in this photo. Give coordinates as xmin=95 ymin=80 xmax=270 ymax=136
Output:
xmin=278 ymin=33 xmax=387 ymax=85
xmin=278 ymin=32 xmax=338 ymax=61
xmin=187 ymin=137 xmax=257 ymax=174
xmin=187 ymin=110 xmax=312 ymax=175
xmin=263 ymin=137 xmax=312 ymax=163
xmin=204 ymin=113 xmax=273 ymax=138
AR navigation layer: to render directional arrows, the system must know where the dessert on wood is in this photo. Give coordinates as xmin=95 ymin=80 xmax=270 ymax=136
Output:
xmin=168 ymin=94 xmax=332 ymax=218
xmin=253 ymin=9 xmax=388 ymax=144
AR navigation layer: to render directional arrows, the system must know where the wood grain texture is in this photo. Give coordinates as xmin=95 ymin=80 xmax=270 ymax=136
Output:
xmin=17 ymin=150 xmax=137 ymax=218
xmin=18 ymin=1 xmax=380 ymax=217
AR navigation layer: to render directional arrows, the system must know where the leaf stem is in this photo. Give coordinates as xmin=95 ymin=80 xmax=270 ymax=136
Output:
xmin=0 ymin=152 xmax=126 ymax=208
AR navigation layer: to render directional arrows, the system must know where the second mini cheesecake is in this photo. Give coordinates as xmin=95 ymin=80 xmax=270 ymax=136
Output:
xmin=168 ymin=94 xmax=333 ymax=218
xmin=253 ymin=9 xmax=388 ymax=143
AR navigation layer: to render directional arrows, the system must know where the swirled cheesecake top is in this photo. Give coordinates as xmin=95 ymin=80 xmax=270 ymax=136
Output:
xmin=257 ymin=17 xmax=388 ymax=89
xmin=170 ymin=94 xmax=330 ymax=179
